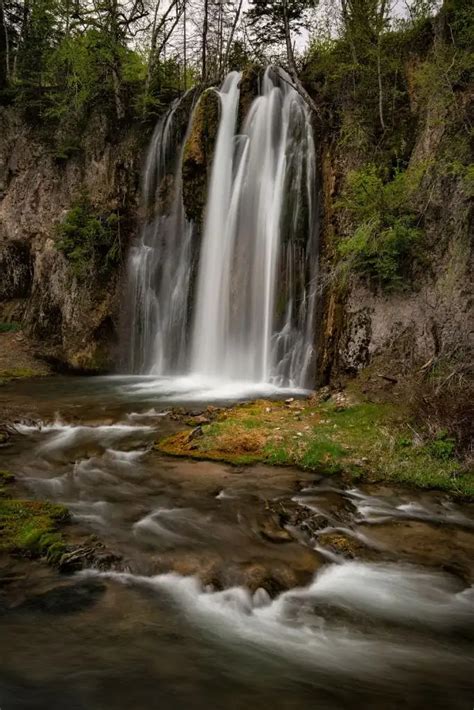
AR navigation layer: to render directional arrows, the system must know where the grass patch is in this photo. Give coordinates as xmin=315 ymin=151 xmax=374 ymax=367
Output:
xmin=0 ymin=322 xmax=21 ymax=333
xmin=156 ymin=397 xmax=473 ymax=497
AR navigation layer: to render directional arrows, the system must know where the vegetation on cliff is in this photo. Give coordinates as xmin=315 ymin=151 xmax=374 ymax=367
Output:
xmin=56 ymin=191 xmax=122 ymax=279
xmin=303 ymin=0 xmax=472 ymax=291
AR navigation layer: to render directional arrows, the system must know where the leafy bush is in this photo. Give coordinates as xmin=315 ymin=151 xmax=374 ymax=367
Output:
xmin=336 ymin=164 xmax=425 ymax=288
xmin=56 ymin=192 xmax=121 ymax=279
xmin=428 ymin=431 xmax=456 ymax=460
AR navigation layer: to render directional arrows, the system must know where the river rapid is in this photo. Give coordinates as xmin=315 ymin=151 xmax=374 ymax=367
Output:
xmin=0 ymin=376 xmax=473 ymax=710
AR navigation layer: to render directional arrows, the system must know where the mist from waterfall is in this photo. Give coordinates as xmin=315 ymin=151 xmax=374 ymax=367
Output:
xmin=125 ymin=68 xmax=319 ymax=391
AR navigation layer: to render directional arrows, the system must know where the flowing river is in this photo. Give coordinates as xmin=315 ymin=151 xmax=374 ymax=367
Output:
xmin=1 ymin=376 xmax=473 ymax=709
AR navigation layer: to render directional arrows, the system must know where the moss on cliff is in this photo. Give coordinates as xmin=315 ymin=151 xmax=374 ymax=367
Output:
xmin=182 ymin=89 xmax=220 ymax=222
xmin=238 ymin=63 xmax=261 ymax=129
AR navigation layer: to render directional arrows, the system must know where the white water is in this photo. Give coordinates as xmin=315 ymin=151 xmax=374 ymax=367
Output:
xmin=125 ymin=93 xmax=195 ymax=375
xmin=125 ymin=67 xmax=318 ymax=393
xmin=81 ymin=563 xmax=474 ymax=680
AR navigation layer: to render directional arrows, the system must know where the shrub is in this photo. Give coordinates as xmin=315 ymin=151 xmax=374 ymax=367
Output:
xmin=428 ymin=431 xmax=456 ymax=460
xmin=56 ymin=192 xmax=121 ymax=279
xmin=336 ymin=164 xmax=425 ymax=289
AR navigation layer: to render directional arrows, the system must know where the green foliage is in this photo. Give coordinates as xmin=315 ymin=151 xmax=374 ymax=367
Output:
xmin=56 ymin=191 xmax=121 ymax=279
xmin=139 ymin=57 xmax=185 ymax=121
xmin=427 ymin=431 xmax=456 ymax=460
xmin=336 ymin=164 xmax=425 ymax=288
xmin=0 ymin=321 xmax=21 ymax=333
xmin=45 ymin=29 xmax=147 ymax=135
xmin=246 ymin=0 xmax=318 ymax=49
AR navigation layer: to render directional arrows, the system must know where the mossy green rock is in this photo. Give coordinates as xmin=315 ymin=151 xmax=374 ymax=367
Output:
xmin=0 ymin=496 xmax=69 ymax=563
xmin=182 ymin=89 xmax=220 ymax=222
xmin=238 ymin=63 xmax=261 ymax=129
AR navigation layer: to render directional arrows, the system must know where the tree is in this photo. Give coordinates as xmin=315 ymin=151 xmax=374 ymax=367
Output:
xmin=246 ymin=0 xmax=320 ymax=116
xmin=0 ymin=0 xmax=9 ymax=88
xmin=339 ymin=0 xmax=391 ymax=130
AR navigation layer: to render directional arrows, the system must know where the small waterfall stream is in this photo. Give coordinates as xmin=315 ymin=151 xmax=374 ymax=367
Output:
xmin=126 ymin=94 xmax=195 ymax=375
xmin=126 ymin=67 xmax=319 ymax=391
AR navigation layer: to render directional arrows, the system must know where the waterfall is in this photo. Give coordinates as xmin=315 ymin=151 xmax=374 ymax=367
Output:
xmin=126 ymin=67 xmax=319 ymax=391
xmin=125 ymin=93 xmax=195 ymax=374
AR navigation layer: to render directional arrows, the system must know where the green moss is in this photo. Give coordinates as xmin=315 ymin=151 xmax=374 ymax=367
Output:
xmin=181 ymin=89 xmax=220 ymax=222
xmin=156 ymin=398 xmax=474 ymax=497
xmin=0 ymin=496 xmax=69 ymax=561
xmin=238 ymin=63 xmax=261 ymax=129
xmin=0 ymin=367 xmax=42 ymax=381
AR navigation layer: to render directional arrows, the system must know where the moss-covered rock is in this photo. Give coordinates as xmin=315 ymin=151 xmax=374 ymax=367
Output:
xmin=0 ymin=469 xmax=15 ymax=485
xmin=182 ymin=89 xmax=220 ymax=223
xmin=238 ymin=63 xmax=262 ymax=129
xmin=0 ymin=495 xmax=69 ymax=563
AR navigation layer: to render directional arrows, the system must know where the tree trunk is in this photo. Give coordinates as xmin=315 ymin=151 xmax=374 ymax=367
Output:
xmin=0 ymin=0 xmax=9 ymax=88
xmin=223 ymin=0 xmax=243 ymax=73
xmin=183 ymin=0 xmax=187 ymax=90
xmin=377 ymin=35 xmax=385 ymax=131
xmin=112 ymin=64 xmax=125 ymax=120
xmin=376 ymin=0 xmax=387 ymax=131
xmin=202 ymin=0 xmax=208 ymax=81
xmin=282 ymin=0 xmax=320 ymax=120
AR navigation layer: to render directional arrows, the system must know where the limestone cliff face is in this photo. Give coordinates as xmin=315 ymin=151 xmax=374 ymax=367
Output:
xmin=316 ymin=94 xmax=473 ymax=385
xmin=0 ymin=109 xmax=143 ymax=371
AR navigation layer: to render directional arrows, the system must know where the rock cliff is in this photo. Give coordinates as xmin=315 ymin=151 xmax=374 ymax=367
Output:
xmin=0 ymin=109 xmax=142 ymax=370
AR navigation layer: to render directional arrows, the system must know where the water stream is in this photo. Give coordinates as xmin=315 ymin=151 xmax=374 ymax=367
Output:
xmin=1 ymin=377 xmax=473 ymax=709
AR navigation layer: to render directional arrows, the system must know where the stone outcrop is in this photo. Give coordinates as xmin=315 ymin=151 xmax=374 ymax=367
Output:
xmin=316 ymin=86 xmax=473 ymax=384
xmin=0 ymin=109 xmax=143 ymax=371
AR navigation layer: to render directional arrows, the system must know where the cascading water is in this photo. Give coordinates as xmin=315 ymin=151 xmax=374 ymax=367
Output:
xmin=125 ymin=94 xmax=195 ymax=374
xmin=191 ymin=68 xmax=318 ymax=387
xmin=126 ymin=67 xmax=319 ymax=391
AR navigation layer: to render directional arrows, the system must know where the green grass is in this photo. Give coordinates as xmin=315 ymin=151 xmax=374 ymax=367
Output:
xmin=0 ymin=322 xmax=21 ymax=333
xmin=156 ymin=398 xmax=474 ymax=497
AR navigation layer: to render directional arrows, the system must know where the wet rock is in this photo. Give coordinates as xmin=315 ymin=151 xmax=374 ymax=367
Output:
xmin=153 ymin=551 xmax=222 ymax=589
xmin=189 ymin=426 xmax=204 ymax=441
xmin=17 ymin=579 xmax=106 ymax=614
xmin=258 ymin=512 xmax=293 ymax=544
xmin=317 ymin=531 xmax=376 ymax=561
xmin=360 ymin=520 xmax=474 ymax=584
xmin=58 ymin=542 xmax=123 ymax=573
xmin=186 ymin=415 xmax=211 ymax=427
